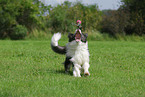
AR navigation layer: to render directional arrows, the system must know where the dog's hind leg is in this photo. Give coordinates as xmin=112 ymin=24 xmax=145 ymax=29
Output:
xmin=64 ymin=57 xmax=72 ymax=73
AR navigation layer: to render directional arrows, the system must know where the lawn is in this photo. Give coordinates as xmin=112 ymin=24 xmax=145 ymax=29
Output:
xmin=0 ymin=40 xmax=144 ymax=97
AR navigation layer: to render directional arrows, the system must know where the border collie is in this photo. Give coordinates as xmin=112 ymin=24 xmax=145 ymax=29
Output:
xmin=51 ymin=29 xmax=90 ymax=77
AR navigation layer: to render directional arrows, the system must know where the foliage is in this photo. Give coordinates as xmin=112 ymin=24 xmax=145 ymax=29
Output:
xmin=47 ymin=1 xmax=102 ymax=33
xmin=101 ymin=9 xmax=129 ymax=37
xmin=121 ymin=0 xmax=145 ymax=35
xmin=10 ymin=25 xmax=28 ymax=40
xmin=0 ymin=0 xmax=145 ymax=40
xmin=101 ymin=0 xmax=145 ymax=37
xmin=47 ymin=2 xmax=73 ymax=33
xmin=0 ymin=0 xmax=18 ymax=38
xmin=0 ymin=0 xmax=44 ymax=39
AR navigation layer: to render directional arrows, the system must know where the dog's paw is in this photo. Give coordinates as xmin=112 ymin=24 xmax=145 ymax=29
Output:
xmin=84 ymin=72 xmax=90 ymax=76
xmin=73 ymin=72 xmax=81 ymax=77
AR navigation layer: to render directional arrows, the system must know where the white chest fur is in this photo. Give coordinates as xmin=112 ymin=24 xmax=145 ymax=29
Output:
xmin=66 ymin=41 xmax=89 ymax=65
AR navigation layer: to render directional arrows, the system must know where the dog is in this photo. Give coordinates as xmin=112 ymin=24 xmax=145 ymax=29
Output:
xmin=51 ymin=29 xmax=90 ymax=77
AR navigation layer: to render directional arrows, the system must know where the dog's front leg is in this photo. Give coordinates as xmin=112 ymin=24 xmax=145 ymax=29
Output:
xmin=64 ymin=57 xmax=72 ymax=73
xmin=83 ymin=62 xmax=90 ymax=76
xmin=73 ymin=64 xmax=81 ymax=77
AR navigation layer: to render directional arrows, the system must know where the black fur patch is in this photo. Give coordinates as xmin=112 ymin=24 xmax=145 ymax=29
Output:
xmin=64 ymin=57 xmax=72 ymax=73
xmin=51 ymin=44 xmax=66 ymax=54
xmin=68 ymin=33 xmax=75 ymax=42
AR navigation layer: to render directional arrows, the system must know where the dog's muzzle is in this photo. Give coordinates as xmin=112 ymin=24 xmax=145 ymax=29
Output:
xmin=75 ymin=30 xmax=81 ymax=42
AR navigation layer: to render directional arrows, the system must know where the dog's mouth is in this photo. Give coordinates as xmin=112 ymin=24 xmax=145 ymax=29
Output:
xmin=75 ymin=31 xmax=81 ymax=42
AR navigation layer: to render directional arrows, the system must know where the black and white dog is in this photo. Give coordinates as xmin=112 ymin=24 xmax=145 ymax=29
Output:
xmin=51 ymin=29 xmax=90 ymax=77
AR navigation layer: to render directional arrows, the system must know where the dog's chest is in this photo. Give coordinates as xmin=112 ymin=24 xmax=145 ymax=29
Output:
xmin=66 ymin=41 xmax=89 ymax=64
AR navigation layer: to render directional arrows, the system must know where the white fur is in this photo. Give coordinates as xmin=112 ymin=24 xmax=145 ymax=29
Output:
xmin=51 ymin=32 xmax=61 ymax=46
xmin=66 ymin=40 xmax=90 ymax=77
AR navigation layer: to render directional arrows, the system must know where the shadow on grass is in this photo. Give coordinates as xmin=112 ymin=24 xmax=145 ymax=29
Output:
xmin=55 ymin=69 xmax=73 ymax=76
xmin=31 ymin=68 xmax=73 ymax=77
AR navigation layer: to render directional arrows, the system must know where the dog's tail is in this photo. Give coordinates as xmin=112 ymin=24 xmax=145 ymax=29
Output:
xmin=51 ymin=33 xmax=66 ymax=54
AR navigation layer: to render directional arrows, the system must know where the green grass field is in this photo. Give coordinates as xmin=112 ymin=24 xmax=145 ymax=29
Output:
xmin=0 ymin=40 xmax=145 ymax=97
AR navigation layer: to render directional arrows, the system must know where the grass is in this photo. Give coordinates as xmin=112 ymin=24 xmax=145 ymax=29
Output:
xmin=0 ymin=40 xmax=145 ymax=97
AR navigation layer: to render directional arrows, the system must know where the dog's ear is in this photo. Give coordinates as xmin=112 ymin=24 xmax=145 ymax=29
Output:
xmin=83 ymin=33 xmax=88 ymax=38
xmin=68 ymin=32 xmax=74 ymax=42
xmin=81 ymin=33 xmax=88 ymax=43
xmin=68 ymin=32 xmax=73 ymax=38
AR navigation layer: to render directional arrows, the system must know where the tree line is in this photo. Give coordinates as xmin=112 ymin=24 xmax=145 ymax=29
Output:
xmin=0 ymin=0 xmax=144 ymax=39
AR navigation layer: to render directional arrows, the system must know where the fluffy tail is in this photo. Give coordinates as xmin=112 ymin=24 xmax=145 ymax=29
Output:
xmin=51 ymin=33 xmax=66 ymax=54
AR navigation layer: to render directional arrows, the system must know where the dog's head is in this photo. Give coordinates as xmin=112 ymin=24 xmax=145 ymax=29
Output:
xmin=68 ymin=29 xmax=88 ymax=43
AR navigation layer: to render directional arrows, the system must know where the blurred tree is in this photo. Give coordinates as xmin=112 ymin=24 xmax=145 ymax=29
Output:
xmin=0 ymin=0 xmax=18 ymax=38
xmin=101 ymin=0 xmax=145 ymax=36
xmin=0 ymin=0 xmax=46 ymax=39
xmin=48 ymin=2 xmax=73 ymax=33
xmin=121 ymin=0 xmax=145 ymax=35
xmin=101 ymin=9 xmax=129 ymax=37
xmin=47 ymin=1 xmax=102 ymax=33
